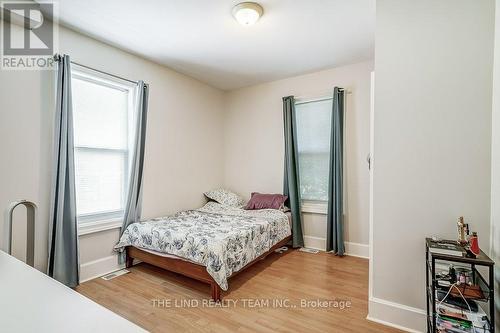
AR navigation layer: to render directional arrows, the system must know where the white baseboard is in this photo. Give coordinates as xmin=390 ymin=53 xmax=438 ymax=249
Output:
xmin=303 ymin=235 xmax=326 ymax=250
xmin=368 ymin=297 xmax=426 ymax=333
xmin=80 ymin=254 xmax=125 ymax=283
xmin=79 ymin=239 xmax=368 ymax=282
xmin=303 ymin=236 xmax=369 ymax=258
xmin=344 ymin=242 xmax=369 ymax=259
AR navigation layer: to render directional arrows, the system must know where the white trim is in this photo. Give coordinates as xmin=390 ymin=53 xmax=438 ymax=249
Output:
xmin=301 ymin=201 xmax=327 ymax=214
xmin=367 ymin=316 xmax=423 ymax=333
xmin=303 ymin=235 xmax=326 ymax=250
xmin=369 ymin=70 xmax=375 ymax=300
xmin=72 ymin=64 xmax=137 ymax=90
xmin=303 ymin=236 xmax=369 ymax=258
xmin=344 ymin=242 xmax=369 ymax=259
xmin=368 ymin=297 xmax=426 ymax=333
xmin=79 ymin=254 xmax=124 ymax=283
xmin=72 ymin=66 xmax=135 ymax=233
xmin=78 ymin=218 xmax=122 ymax=236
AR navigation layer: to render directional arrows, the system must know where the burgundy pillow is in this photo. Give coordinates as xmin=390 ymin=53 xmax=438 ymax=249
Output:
xmin=245 ymin=192 xmax=288 ymax=210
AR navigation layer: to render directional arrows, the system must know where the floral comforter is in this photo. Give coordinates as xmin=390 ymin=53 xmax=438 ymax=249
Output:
xmin=114 ymin=202 xmax=291 ymax=290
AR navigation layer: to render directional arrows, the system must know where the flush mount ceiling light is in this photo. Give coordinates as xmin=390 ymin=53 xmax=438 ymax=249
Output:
xmin=232 ymin=2 xmax=264 ymax=26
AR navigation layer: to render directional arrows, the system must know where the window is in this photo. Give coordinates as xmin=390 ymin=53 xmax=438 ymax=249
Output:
xmin=295 ymin=98 xmax=332 ymax=206
xmin=71 ymin=66 xmax=136 ymax=224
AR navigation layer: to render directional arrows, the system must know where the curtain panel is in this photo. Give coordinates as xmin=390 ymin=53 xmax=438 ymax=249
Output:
xmin=47 ymin=54 xmax=79 ymax=287
xmin=283 ymin=96 xmax=305 ymax=248
xmin=118 ymin=81 xmax=149 ymax=263
xmin=326 ymin=87 xmax=345 ymax=255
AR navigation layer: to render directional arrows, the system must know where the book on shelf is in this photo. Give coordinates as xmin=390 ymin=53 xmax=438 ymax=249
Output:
xmin=429 ymin=241 xmax=464 ymax=257
xmin=436 ymin=262 xmax=470 ymax=272
xmin=437 ymin=290 xmax=478 ymax=313
xmin=437 ymin=280 xmax=451 ymax=287
xmin=436 ymin=302 xmax=490 ymax=333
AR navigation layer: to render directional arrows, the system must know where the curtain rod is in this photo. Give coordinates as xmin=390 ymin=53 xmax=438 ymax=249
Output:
xmin=295 ymin=96 xmax=333 ymax=106
xmin=53 ymin=54 xmax=144 ymax=86
xmin=295 ymin=89 xmax=351 ymax=106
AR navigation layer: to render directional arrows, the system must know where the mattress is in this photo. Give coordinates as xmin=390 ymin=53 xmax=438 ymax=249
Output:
xmin=135 ymin=209 xmax=292 ymax=265
xmin=115 ymin=202 xmax=291 ymax=290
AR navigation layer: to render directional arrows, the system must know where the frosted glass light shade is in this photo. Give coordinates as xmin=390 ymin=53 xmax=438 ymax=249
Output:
xmin=232 ymin=2 xmax=263 ymax=26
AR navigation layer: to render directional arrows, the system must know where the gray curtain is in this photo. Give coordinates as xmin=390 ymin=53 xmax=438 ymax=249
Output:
xmin=47 ymin=54 xmax=79 ymax=287
xmin=283 ymin=96 xmax=304 ymax=248
xmin=326 ymin=87 xmax=345 ymax=255
xmin=118 ymin=81 xmax=149 ymax=262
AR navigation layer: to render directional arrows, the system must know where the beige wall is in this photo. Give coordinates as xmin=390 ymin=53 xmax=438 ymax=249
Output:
xmin=0 ymin=24 xmax=225 ymax=274
xmin=223 ymin=61 xmax=373 ymax=250
xmin=0 ymin=22 xmax=373 ymax=279
xmin=491 ymin=1 xmax=500 ymax=330
xmin=370 ymin=1 xmax=494 ymax=331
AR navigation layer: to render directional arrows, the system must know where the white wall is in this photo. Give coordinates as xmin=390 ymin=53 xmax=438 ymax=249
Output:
xmin=0 ymin=24 xmax=225 ymax=278
xmin=370 ymin=1 xmax=495 ymax=331
xmin=223 ymin=61 xmax=373 ymax=255
xmin=491 ymin=1 xmax=500 ymax=331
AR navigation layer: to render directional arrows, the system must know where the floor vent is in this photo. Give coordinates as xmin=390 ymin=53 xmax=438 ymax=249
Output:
xmin=299 ymin=247 xmax=320 ymax=254
xmin=101 ymin=269 xmax=130 ymax=281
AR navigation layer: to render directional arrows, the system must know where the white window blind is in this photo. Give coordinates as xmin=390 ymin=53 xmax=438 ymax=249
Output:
xmin=71 ymin=67 xmax=135 ymax=223
xmin=295 ymin=99 xmax=332 ymax=202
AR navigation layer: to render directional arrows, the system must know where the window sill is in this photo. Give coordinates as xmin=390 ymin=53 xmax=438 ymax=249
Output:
xmin=301 ymin=202 xmax=328 ymax=215
xmin=78 ymin=218 xmax=123 ymax=236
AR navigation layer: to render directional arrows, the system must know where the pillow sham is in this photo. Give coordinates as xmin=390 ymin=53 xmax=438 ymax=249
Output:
xmin=203 ymin=188 xmax=246 ymax=207
xmin=245 ymin=192 xmax=288 ymax=210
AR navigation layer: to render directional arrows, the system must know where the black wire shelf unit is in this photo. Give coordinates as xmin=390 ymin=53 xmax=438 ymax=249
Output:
xmin=426 ymin=238 xmax=495 ymax=333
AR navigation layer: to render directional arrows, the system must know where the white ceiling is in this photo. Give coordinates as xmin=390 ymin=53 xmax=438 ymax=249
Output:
xmin=54 ymin=0 xmax=375 ymax=90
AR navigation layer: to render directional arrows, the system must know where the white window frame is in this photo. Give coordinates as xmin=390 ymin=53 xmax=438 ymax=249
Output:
xmin=71 ymin=65 xmax=136 ymax=234
xmin=295 ymin=96 xmax=333 ymax=215
xmin=301 ymin=200 xmax=328 ymax=215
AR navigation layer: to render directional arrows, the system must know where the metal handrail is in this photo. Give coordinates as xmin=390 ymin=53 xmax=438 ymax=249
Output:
xmin=5 ymin=200 xmax=37 ymax=267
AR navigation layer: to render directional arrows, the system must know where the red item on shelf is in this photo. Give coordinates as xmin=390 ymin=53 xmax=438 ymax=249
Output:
xmin=469 ymin=232 xmax=480 ymax=256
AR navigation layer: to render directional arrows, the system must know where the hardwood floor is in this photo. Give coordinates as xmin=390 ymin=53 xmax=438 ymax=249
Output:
xmin=77 ymin=249 xmax=402 ymax=332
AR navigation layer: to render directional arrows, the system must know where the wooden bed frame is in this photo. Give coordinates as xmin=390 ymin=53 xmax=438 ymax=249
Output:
xmin=125 ymin=235 xmax=292 ymax=301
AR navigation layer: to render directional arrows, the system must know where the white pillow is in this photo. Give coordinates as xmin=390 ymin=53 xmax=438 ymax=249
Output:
xmin=204 ymin=188 xmax=246 ymax=207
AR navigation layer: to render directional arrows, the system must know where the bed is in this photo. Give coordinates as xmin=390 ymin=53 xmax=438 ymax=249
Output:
xmin=115 ymin=201 xmax=292 ymax=301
